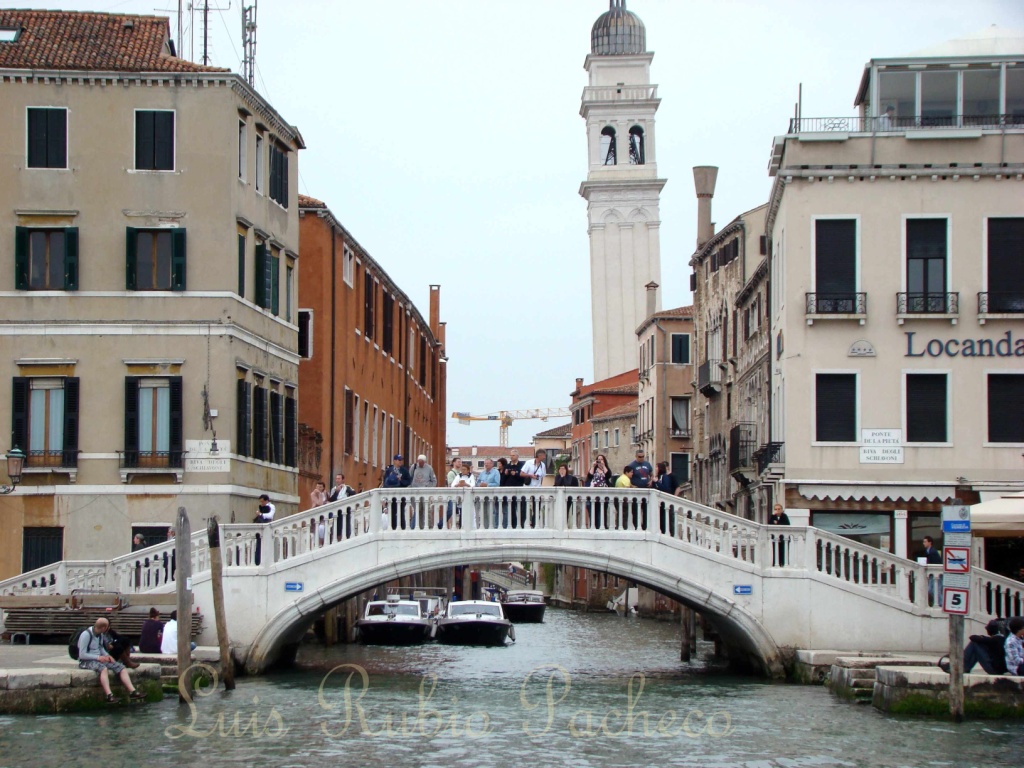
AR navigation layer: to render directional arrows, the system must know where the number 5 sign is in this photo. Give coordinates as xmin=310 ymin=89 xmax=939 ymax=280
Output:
xmin=943 ymin=587 xmax=969 ymax=615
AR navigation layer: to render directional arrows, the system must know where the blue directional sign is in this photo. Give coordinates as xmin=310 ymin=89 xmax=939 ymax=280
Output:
xmin=942 ymin=520 xmax=970 ymax=533
xmin=285 ymin=582 xmax=304 ymax=592
xmin=733 ymin=585 xmax=753 ymax=596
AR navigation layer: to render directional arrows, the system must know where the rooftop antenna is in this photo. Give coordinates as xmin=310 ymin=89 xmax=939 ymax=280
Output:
xmin=193 ymin=0 xmax=231 ymax=66
xmin=242 ymin=1 xmax=258 ymax=88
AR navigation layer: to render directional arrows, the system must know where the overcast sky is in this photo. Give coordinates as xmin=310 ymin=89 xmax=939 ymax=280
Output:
xmin=20 ymin=0 xmax=1024 ymax=447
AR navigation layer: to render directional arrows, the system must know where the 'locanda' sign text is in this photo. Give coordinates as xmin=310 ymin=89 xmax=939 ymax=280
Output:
xmin=905 ymin=331 xmax=1024 ymax=358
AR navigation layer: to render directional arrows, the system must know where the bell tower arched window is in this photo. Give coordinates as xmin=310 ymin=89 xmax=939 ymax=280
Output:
xmin=600 ymin=126 xmax=617 ymax=166
xmin=629 ymin=126 xmax=645 ymax=165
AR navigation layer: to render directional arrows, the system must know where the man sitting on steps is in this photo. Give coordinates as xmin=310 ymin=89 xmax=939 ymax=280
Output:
xmin=77 ymin=617 xmax=145 ymax=703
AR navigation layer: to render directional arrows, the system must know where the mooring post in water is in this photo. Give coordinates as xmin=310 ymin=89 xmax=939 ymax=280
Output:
xmin=207 ymin=516 xmax=235 ymax=690
xmin=680 ymin=605 xmax=691 ymax=662
xmin=175 ymin=506 xmax=193 ymax=703
xmin=949 ymin=614 xmax=965 ymax=721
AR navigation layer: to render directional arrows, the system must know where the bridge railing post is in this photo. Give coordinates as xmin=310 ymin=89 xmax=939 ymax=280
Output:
xmin=463 ymin=488 xmax=476 ymax=532
xmin=553 ymin=488 xmax=566 ymax=532
xmin=367 ymin=491 xmax=382 ymax=536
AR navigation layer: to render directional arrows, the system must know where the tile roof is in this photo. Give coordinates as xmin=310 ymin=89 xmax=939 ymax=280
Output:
xmin=298 ymin=194 xmax=327 ymax=209
xmin=593 ymin=383 xmax=639 ymax=396
xmin=591 ymin=401 xmax=638 ymax=423
xmin=654 ymin=305 xmax=694 ymax=318
xmin=0 ymin=10 xmax=228 ymax=73
xmin=534 ymin=422 xmax=572 ymax=438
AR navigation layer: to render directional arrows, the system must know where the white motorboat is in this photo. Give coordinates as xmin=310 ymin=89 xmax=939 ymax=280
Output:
xmin=501 ymin=590 xmax=546 ymax=623
xmin=436 ymin=599 xmax=515 ymax=646
xmin=353 ymin=595 xmax=432 ymax=645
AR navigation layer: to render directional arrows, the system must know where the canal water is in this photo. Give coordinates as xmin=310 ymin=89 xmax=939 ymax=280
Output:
xmin=1 ymin=608 xmax=1022 ymax=767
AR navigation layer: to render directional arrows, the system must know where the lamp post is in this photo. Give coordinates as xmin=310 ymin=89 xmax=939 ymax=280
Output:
xmin=1 ymin=446 xmax=25 ymax=494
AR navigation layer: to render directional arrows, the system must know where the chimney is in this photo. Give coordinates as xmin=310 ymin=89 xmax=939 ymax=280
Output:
xmin=693 ymin=166 xmax=719 ymax=249
xmin=645 ymin=281 xmax=659 ymax=319
xmin=429 ymin=284 xmax=441 ymax=336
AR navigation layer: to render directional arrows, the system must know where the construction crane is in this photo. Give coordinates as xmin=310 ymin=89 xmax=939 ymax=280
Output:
xmin=452 ymin=408 xmax=571 ymax=448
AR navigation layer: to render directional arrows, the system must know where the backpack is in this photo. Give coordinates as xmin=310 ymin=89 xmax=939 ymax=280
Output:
xmin=68 ymin=627 xmax=92 ymax=660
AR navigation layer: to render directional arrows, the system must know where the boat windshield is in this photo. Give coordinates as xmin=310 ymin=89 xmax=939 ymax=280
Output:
xmin=449 ymin=603 xmax=502 ymax=618
xmin=367 ymin=603 xmax=420 ymax=617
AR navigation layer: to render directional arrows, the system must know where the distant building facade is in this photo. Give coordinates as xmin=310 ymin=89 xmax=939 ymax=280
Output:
xmin=569 ymin=372 xmax=639 ymax=478
xmin=0 ymin=10 xmax=303 ymax=578
xmin=297 ymin=195 xmax=446 ymax=500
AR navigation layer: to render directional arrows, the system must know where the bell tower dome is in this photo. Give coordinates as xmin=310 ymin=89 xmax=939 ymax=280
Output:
xmin=580 ymin=1 xmax=666 ymax=381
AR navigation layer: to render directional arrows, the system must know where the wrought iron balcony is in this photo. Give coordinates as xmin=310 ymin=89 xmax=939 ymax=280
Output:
xmin=896 ymin=292 xmax=959 ymax=315
xmin=978 ymin=291 xmax=1024 ymax=314
xmin=697 ymin=359 xmax=722 ymax=396
xmin=26 ymin=449 xmax=79 ymax=469
xmin=788 ymin=114 xmax=1021 ymax=134
xmin=119 ymin=450 xmax=185 ymax=469
xmin=806 ymin=292 xmax=867 ymax=316
xmin=728 ymin=423 xmax=756 ymax=475
xmin=670 ymin=427 xmax=692 ymax=439
xmin=754 ymin=442 xmax=785 ymax=476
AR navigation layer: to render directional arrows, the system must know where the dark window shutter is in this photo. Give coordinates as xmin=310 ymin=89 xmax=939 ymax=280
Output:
xmin=237 ymin=233 xmax=246 ymax=298
xmin=269 ymin=391 xmax=282 ymax=463
xmin=254 ymin=242 xmax=267 ymax=307
xmin=125 ymin=227 xmax=137 ymax=290
xmin=760 ymin=235 xmax=767 ymax=255
xmin=285 ymin=395 xmax=296 ymax=467
xmin=62 ymin=377 xmax=79 ymax=467
xmin=815 ymin=219 xmax=856 ymax=294
xmin=236 ymin=379 xmax=251 ymax=457
xmin=168 ymin=377 xmax=183 ymax=467
xmin=281 ymin=151 xmax=289 ymax=208
xmin=344 ymin=389 xmax=354 ymax=455
xmin=154 ymin=112 xmax=174 ymax=170
xmin=268 ymin=147 xmax=278 ymax=202
xmin=27 ymin=108 xmax=46 ymax=167
xmin=15 ymin=226 xmax=29 ymax=289
xmin=297 ymin=310 xmax=311 ymax=358
xmin=135 ymin=111 xmax=154 ymax=169
xmin=906 ymin=374 xmax=947 ymax=443
xmin=271 ymin=254 xmax=280 ymax=315
xmin=689 ymin=272 xmax=696 ymax=292
xmin=48 ymin=108 xmax=67 ymax=168
xmin=12 ymin=378 xmax=29 ymax=453
xmin=63 ymin=227 xmax=78 ymax=290
xmin=988 ymin=374 xmax=1024 ymax=443
xmin=171 ymin=229 xmax=186 ymax=290
xmin=987 ymin=218 xmax=1024 ymax=294
xmin=124 ymin=377 xmax=140 ymax=462
xmin=815 ymin=373 xmax=856 ymax=442
xmin=252 ymin=386 xmax=266 ymax=460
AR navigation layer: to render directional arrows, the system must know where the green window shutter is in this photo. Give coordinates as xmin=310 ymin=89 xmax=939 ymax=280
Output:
xmin=62 ymin=377 xmax=80 ymax=467
xmin=271 ymin=254 xmax=280 ymax=315
xmin=168 ymin=377 xmax=183 ymax=467
xmin=237 ymin=233 xmax=245 ymax=298
xmin=12 ymin=378 xmax=29 ymax=453
xmin=15 ymin=226 xmax=29 ymax=290
xmin=171 ymin=229 xmax=187 ymax=291
xmin=63 ymin=227 xmax=79 ymax=290
xmin=124 ymin=377 xmax=139 ymax=464
xmin=125 ymin=227 xmax=137 ymax=290
xmin=254 ymin=242 xmax=266 ymax=307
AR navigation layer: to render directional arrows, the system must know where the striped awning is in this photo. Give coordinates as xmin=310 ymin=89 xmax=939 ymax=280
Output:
xmin=798 ymin=484 xmax=957 ymax=503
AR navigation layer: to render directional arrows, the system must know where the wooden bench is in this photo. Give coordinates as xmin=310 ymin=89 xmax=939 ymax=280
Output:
xmin=2 ymin=607 xmax=203 ymax=643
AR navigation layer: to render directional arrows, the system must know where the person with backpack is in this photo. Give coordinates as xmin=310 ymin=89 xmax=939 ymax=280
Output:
xmin=74 ymin=617 xmax=145 ymax=703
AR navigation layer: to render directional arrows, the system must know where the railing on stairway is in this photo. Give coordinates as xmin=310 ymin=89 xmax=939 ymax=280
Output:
xmin=0 ymin=487 xmax=1017 ymax=626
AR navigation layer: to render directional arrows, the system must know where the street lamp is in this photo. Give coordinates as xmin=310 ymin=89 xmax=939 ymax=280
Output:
xmin=1 ymin=446 xmax=25 ymax=494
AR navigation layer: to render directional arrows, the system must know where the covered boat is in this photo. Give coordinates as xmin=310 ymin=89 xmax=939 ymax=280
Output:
xmin=354 ymin=596 xmax=432 ymax=645
xmin=436 ymin=600 xmax=514 ymax=646
xmin=500 ymin=590 xmax=546 ymax=623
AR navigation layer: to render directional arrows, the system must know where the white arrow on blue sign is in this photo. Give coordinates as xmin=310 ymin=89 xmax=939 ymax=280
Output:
xmin=733 ymin=585 xmax=753 ymax=596
xmin=285 ymin=582 xmax=304 ymax=592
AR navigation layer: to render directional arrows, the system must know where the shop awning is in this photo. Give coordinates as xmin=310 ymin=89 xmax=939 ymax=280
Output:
xmin=798 ymin=484 xmax=957 ymax=503
xmin=971 ymin=492 xmax=1024 ymax=537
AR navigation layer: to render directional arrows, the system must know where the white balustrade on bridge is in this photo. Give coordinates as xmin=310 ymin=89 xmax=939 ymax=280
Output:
xmin=2 ymin=487 xmax=1020 ymax=676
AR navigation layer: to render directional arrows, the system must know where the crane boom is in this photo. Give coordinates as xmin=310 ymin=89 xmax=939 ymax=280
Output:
xmin=451 ymin=408 xmax=571 ymax=447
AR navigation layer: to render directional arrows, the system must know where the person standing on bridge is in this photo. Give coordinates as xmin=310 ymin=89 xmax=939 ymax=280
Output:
xmin=409 ymin=455 xmax=437 ymax=529
xmin=627 ymin=450 xmax=653 ymax=530
xmin=476 ymin=458 xmax=501 ymax=528
xmin=503 ymin=450 xmax=526 ymax=529
xmin=918 ymin=536 xmax=943 ymax=606
xmin=654 ymin=461 xmax=679 ymax=534
xmin=520 ymin=450 xmax=548 ymax=528
xmin=327 ymin=473 xmax=355 ymax=540
xmin=309 ymin=481 xmax=327 ymax=510
xmin=769 ymin=503 xmax=791 ymax=566
xmin=383 ymin=455 xmax=412 ymax=529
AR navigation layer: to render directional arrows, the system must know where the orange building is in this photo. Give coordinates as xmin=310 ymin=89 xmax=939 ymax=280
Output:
xmin=569 ymin=371 xmax=639 ymax=477
xmin=296 ymin=195 xmax=446 ymax=504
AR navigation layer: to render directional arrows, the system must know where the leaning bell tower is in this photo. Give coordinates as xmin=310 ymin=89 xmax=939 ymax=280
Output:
xmin=581 ymin=0 xmax=666 ymax=381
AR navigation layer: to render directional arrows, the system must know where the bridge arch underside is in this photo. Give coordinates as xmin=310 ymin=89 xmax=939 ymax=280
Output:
xmin=243 ymin=544 xmax=785 ymax=678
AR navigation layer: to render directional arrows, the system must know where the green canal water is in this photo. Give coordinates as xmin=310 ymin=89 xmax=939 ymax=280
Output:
xmin=1 ymin=609 xmax=1022 ymax=767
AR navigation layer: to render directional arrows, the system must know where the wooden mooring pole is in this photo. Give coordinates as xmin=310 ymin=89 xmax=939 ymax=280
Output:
xmin=175 ymin=507 xmax=193 ymax=703
xmin=949 ymin=614 xmax=965 ymax=722
xmin=207 ymin=516 xmax=235 ymax=690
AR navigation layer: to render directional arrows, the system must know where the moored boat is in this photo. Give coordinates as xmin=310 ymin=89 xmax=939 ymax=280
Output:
xmin=436 ymin=600 xmax=514 ymax=646
xmin=354 ymin=595 xmax=432 ymax=645
xmin=500 ymin=590 xmax=546 ymax=623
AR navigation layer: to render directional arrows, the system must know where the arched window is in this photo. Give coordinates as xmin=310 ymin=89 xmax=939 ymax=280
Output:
xmin=600 ymin=126 xmax=617 ymax=166
xmin=629 ymin=125 xmax=645 ymax=165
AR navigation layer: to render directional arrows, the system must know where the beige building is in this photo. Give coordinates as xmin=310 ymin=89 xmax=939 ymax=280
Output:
xmin=0 ymin=10 xmax=303 ymax=578
xmin=636 ymin=288 xmax=695 ymax=489
xmin=689 ymin=175 xmax=772 ymax=519
xmin=765 ymin=28 xmax=1024 ymax=559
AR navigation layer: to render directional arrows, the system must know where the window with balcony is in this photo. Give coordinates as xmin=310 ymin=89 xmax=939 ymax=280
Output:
xmin=12 ymin=377 xmax=79 ymax=468
xmin=135 ymin=110 xmax=174 ymax=171
xmin=905 ymin=373 xmax=948 ymax=443
xmin=983 ymin=218 xmax=1024 ymax=313
xmin=15 ymin=227 xmax=78 ymax=290
xmin=670 ymin=398 xmax=690 ymax=438
xmin=810 ymin=219 xmax=862 ymax=315
xmin=815 ymin=373 xmax=857 ymax=442
xmin=902 ymin=218 xmax=954 ymax=315
xmin=27 ymin=107 xmax=67 ymax=169
xmin=988 ymin=374 xmax=1024 ymax=443
xmin=126 ymin=228 xmax=185 ymax=291
xmin=124 ymin=376 xmax=182 ymax=468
